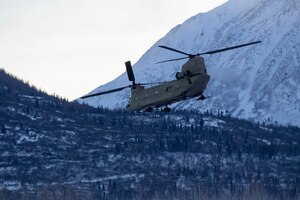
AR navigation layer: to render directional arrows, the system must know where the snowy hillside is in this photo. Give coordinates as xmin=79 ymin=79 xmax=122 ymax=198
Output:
xmin=1 ymin=69 xmax=300 ymax=198
xmin=79 ymin=0 xmax=300 ymax=126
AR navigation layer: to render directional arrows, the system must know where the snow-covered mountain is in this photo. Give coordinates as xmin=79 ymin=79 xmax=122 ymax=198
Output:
xmin=80 ymin=0 xmax=300 ymax=126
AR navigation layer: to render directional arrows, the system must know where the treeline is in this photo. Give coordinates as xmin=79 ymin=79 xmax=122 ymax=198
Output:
xmin=0 ymin=183 xmax=297 ymax=200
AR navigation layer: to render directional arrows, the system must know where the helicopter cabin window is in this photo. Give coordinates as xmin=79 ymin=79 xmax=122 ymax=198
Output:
xmin=166 ymin=86 xmax=172 ymax=92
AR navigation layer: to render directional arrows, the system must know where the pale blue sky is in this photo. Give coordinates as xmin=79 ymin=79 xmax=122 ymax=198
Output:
xmin=0 ymin=0 xmax=228 ymax=100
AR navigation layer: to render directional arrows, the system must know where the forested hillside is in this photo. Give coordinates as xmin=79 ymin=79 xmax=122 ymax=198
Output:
xmin=1 ymin=69 xmax=299 ymax=199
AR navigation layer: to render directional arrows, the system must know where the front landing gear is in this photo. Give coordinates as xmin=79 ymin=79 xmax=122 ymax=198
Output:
xmin=145 ymin=107 xmax=153 ymax=112
xmin=162 ymin=107 xmax=171 ymax=112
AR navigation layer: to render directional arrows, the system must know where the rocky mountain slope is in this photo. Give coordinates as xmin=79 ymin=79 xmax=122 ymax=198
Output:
xmin=80 ymin=0 xmax=300 ymax=126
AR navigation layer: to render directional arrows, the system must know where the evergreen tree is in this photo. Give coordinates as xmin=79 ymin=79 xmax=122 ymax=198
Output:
xmin=1 ymin=124 xmax=6 ymax=133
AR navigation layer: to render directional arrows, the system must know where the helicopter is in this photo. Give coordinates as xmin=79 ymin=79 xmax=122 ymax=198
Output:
xmin=81 ymin=41 xmax=261 ymax=112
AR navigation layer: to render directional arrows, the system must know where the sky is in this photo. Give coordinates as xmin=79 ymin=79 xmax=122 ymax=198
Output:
xmin=0 ymin=0 xmax=228 ymax=100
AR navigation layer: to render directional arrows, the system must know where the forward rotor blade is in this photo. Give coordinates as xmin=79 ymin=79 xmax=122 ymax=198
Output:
xmin=159 ymin=45 xmax=190 ymax=56
xmin=156 ymin=56 xmax=190 ymax=64
xmin=80 ymin=86 xmax=130 ymax=99
xmin=198 ymin=41 xmax=261 ymax=55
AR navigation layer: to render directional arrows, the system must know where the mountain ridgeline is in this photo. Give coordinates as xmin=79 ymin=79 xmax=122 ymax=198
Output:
xmin=0 ymin=69 xmax=299 ymax=199
xmin=80 ymin=0 xmax=300 ymax=126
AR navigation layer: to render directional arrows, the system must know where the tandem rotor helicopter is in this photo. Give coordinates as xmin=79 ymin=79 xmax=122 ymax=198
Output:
xmin=81 ymin=41 xmax=261 ymax=112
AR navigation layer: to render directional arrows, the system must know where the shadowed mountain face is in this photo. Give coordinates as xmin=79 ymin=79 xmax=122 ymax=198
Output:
xmin=80 ymin=0 xmax=300 ymax=126
xmin=1 ymin=68 xmax=299 ymax=198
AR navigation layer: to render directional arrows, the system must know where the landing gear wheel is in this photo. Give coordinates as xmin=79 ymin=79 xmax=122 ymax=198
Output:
xmin=145 ymin=107 xmax=153 ymax=112
xmin=199 ymin=95 xmax=205 ymax=100
xmin=162 ymin=107 xmax=171 ymax=112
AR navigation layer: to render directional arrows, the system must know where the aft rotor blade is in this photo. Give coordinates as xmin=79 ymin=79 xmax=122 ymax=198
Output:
xmin=138 ymin=81 xmax=169 ymax=85
xmin=159 ymin=45 xmax=191 ymax=56
xmin=156 ymin=56 xmax=190 ymax=64
xmin=198 ymin=41 xmax=261 ymax=55
xmin=80 ymin=86 xmax=130 ymax=99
